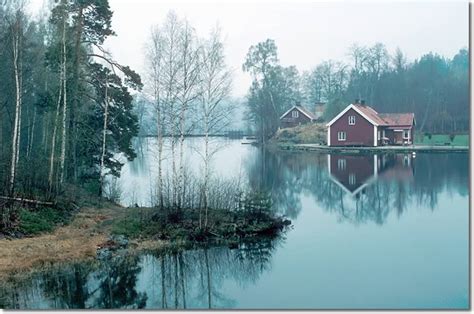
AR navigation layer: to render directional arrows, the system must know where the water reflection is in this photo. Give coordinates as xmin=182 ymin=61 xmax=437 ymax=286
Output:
xmin=0 ymin=238 xmax=283 ymax=309
xmin=247 ymin=148 xmax=467 ymax=225
xmin=1 ymin=140 xmax=468 ymax=309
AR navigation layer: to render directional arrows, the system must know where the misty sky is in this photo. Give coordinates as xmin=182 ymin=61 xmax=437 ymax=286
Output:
xmin=29 ymin=0 xmax=469 ymax=97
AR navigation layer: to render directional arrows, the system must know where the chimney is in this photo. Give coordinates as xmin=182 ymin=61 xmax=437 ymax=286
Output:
xmin=360 ymin=99 xmax=366 ymax=105
xmin=354 ymin=99 xmax=360 ymax=104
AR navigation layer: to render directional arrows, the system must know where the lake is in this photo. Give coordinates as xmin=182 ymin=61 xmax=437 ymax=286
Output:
xmin=1 ymin=138 xmax=469 ymax=309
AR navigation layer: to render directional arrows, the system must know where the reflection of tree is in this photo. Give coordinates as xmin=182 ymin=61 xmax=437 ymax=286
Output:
xmin=248 ymin=149 xmax=468 ymax=225
xmin=1 ymin=256 xmax=147 ymax=310
xmin=40 ymin=263 xmax=91 ymax=309
xmin=90 ymin=255 xmax=147 ymax=309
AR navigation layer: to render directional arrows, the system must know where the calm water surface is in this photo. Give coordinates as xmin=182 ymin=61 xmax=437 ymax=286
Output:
xmin=1 ymin=138 xmax=469 ymax=309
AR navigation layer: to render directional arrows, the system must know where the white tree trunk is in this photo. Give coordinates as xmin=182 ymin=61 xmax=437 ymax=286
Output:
xmin=203 ymin=116 xmax=210 ymax=228
xmin=59 ymin=16 xmax=68 ymax=185
xmin=9 ymin=22 xmax=21 ymax=194
xmin=99 ymin=76 xmax=109 ymax=197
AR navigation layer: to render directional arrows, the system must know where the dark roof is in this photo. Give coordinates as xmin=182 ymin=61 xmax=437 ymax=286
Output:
xmin=296 ymin=105 xmax=317 ymax=120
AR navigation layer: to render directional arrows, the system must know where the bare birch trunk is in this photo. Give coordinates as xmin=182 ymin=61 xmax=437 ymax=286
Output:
xmin=9 ymin=20 xmax=21 ymax=195
xmin=15 ymin=95 xmax=21 ymax=167
xmin=26 ymin=106 xmax=36 ymax=158
xmin=99 ymin=75 xmax=109 ymax=196
xmin=48 ymin=18 xmax=65 ymax=191
xmin=178 ymin=106 xmax=186 ymax=209
xmin=48 ymin=79 xmax=62 ymax=190
xmin=203 ymin=115 xmax=209 ymax=229
xmin=157 ymin=102 xmax=164 ymax=209
xmin=59 ymin=16 xmax=68 ymax=185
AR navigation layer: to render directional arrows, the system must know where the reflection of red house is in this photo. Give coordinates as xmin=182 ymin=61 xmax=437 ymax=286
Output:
xmin=326 ymin=100 xmax=415 ymax=146
xmin=328 ymin=153 xmax=414 ymax=196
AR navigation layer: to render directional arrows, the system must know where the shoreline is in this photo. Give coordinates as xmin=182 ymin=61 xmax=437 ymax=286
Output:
xmin=273 ymin=142 xmax=469 ymax=153
xmin=0 ymin=204 xmax=289 ymax=281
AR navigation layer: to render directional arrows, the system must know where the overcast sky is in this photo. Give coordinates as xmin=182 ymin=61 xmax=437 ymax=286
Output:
xmin=29 ymin=0 xmax=469 ymax=97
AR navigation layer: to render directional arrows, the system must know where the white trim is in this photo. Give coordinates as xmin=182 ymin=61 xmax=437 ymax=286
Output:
xmin=403 ymin=129 xmax=410 ymax=139
xmin=327 ymin=127 xmax=331 ymax=146
xmin=348 ymin=173 xmax=356 ymax=185
xmin=326 ymin=104 xmax=379 ymax=127
xmin=373 ymin=125 xmax=377 ymax=146
xmin=327 ymin=154 xmax=331 ymax=173
xmin=337 ymin=131 xmax=346 ymax=141
xmin=348 ymin=115 xmax=356 ymax=125
xmin=327 ymin=173 xmax=376 ymax=197
xmin=374 ymin=154 xmax=378 ymax=178
xmin=280 ymin=105 xmax=314 ymax=120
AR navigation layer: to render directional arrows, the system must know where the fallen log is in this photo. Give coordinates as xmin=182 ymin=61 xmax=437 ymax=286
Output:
xmin=0 ymin=196 xmax=54 ymax=206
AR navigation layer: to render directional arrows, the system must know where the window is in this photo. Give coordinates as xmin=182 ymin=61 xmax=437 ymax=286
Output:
xmin=292 ymin=110 xmax=299 ymax=118
xmin=338 ymin=131 xmax=346 ymax=141
xmin=348 ymin=115 xmax=356 ymax=125
xmin=403 ymin=130 xmax=410 ymax=139
xmin=349 ymin=174 xmax=356 ymax=185
xmin=338 ymin=158 xmax=346 ymax=170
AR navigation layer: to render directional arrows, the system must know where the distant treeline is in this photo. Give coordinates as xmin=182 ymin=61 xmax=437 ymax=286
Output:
xmin=243 ymin=40 xmax=469 ymax=141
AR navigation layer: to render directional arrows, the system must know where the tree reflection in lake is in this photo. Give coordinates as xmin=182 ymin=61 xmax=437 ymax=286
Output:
xmin=0 ymin=237 xmax=282 ymax=309
xmin=247 ymin=149 xmax=468 ymax=225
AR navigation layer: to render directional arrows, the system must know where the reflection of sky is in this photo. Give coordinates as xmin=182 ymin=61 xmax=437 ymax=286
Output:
xmin=222 ymin=191 xmax=468 ymax=309
xmin=105 ymin=139 xmax=468 ymax=309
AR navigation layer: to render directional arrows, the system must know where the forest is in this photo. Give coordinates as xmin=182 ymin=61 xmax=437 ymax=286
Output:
xmin=243 ymin=40 xmax=469 ymax=141
xmin=0 ymin=1 xmax=269 ymax=238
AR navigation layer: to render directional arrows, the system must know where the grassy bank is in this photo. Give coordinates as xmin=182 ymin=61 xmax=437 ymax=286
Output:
xmin=271 ymin=123 xmax=327 ymax=144
xmin=0 ymin=195 xmax=290 ymax=279
xmin=108 ymin=206 xmax=290 ymax=244
xmin=415 ymin=133 xmax=469 ymax=146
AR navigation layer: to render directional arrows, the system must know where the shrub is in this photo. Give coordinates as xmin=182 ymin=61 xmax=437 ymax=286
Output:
xmin=18 ymin=207 xmax=67 ymax=235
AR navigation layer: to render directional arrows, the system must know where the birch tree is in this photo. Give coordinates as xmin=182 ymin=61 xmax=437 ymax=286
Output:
xmin=176 ymin=19 xmax=201 ymax=210
xmin=146 ymin=26 xmax=166 ymax=209
xmin=148 ymin=12 xmax=184 ymax=209
xmin=8 ymin=5 xmax=25 ymax=195
xmin=197 ymin=26 xmax=232 ymax=228
xmin=48 ymin=0 xmax=68 ymax=191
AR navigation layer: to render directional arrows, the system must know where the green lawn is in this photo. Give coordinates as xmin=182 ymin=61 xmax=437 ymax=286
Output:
xmin=415 ymin=133 xmax=469 ymax=147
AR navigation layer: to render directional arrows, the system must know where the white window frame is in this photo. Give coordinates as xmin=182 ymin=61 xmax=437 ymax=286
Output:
xmin=338 ymin=131 xmax=346 ymax=141
xmin=292 ymin=110 xmax=299 ymax=118
xmin=348 ymin=115 xmax=356 ymax=125
xmin=337 ymin=158 xmax=346 ymax=170
xmin=349 ymin=173 xmax=356 ymax=185
xmin=403 ymin=129 xmax=410 ymax=139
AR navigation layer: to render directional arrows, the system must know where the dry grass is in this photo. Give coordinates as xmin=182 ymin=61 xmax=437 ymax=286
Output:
xmin=0 ymin=206 xmax=121 ymax=280
xmin=272 ymin=123 xmax=327 ymax=144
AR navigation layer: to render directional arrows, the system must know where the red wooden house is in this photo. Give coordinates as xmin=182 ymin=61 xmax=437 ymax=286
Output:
xmin=326 ymin=101 xmax=415 ymax=147
xmin=280 ymin=104 xmax=317 ymax=128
